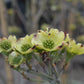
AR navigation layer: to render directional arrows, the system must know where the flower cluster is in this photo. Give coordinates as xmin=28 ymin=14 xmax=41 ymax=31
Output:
xmin=0 ymin=28 xmax=84 ymax=68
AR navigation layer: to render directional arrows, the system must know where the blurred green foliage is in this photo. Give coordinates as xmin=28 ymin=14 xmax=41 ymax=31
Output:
xmin=69 ymin=24 xmax=76 ymax=31
xmin=8 ymin=26 xmax=22 ymax=34
xmin=77 ymin=35 xmax=84 ymax=43
xmin=41 ymin=24 xmax=49 ymax=31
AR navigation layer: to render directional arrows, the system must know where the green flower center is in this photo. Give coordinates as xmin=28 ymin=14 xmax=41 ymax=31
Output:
xmin=21 ymin=44 xmax=31 ymax=52
xmin=43 ymin=40 xmax=54 ymax=49
xmin=0 ymin=41 xmax=11 ymax=50
xmin=12 ymin=56 xmax=22 ymax=65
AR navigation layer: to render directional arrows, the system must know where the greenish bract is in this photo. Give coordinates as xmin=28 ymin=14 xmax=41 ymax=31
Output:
xmin=32 ymin=28 xmax=65 ymax=51
xmin=14 ymin=35 xmax=33 ymax=54
xmin=0 ymin=36 xmax=16 ymax=53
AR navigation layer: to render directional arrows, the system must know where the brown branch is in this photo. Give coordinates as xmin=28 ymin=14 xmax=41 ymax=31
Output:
xmin=32 ymin=0 xmax=48 ymax=33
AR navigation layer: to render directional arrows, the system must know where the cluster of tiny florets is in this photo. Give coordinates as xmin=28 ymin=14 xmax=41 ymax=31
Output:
xmin=43 ymin=40 xmax=54 ymax=49
xmin=21 ymin=44 xmax=31 ymax=52
xmin=0 ymin=41 xmax=11 ymax=50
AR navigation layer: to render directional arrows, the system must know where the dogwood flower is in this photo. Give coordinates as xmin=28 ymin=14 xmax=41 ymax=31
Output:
xmin=14 ymin=35 xmax=33 ymax=54
xmin=32 ymin=28 xmax=65 ymax=51
xmin=65 ymin=34 xmax=84 ymax=55
xmin=66 ymin=40 xmax=84 ymax=55
xmin=9 ymin=51 xmax=23 ymax=67
xmin=0 ymin=35 xmax=16 ymax=53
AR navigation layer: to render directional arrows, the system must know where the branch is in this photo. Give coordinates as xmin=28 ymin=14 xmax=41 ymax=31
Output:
xmin=14 ymin=0 xmax=26 ymax=27
xmin=32 ymin=0 xmax=48 ymax=32
xmin=16 ymin=68 xmax=46 ymax=82
xmin=20 ymin=67 xmax=54 ymax=81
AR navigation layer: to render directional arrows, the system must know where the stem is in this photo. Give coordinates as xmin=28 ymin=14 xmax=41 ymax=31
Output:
xmin=26 ymin=61 xmax=32 ymax=70
xmin=29 ymin=79 xmax=46 ymax=82
xmin=15 ymin=68 xmax=46 ymax=82
xmin=19 ymin=67 xmax=54 ymax=82
xmin=51 ymin=79 xmax=61 ymax=84
xmin=49 ymin=61 xmax=52 ymax=76
xmin=27 ymin=70 xmax=54 ymax=80
xmin=50 ymin=79 xmax=61 ymax=84
xmin=52 ymin=63 xmax=59 ymax=78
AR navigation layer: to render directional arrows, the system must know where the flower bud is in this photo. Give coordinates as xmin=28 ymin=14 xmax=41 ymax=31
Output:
xmin=9 ymin=51 xmax=23 ymax=67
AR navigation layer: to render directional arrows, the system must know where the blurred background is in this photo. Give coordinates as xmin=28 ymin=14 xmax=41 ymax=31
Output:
xmin=0 ymin=0 xmax=84 ymax=84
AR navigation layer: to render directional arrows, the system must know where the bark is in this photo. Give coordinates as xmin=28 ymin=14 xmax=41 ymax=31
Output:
xmin=68 ymin=0 xmax=78 ymax=37
xmin=0 ymin=0 xmax=13 ymax=84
